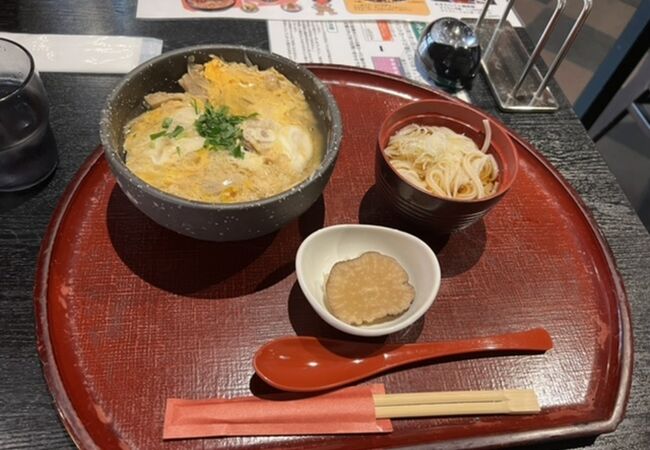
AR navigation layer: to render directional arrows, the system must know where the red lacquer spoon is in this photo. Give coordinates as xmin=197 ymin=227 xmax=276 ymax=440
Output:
xmin=254 ymin=328 xmax=553 ymax=392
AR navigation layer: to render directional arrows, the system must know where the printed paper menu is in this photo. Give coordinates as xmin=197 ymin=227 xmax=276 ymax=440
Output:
xmin=137 ymin=0 xmax=511 ymax=23
xmin=269 ymin=21 xmax=429 ymax=83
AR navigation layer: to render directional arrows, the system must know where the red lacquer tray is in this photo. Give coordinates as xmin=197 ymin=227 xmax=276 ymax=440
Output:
xmin=35 ymin=66 xmax=632 ymax=450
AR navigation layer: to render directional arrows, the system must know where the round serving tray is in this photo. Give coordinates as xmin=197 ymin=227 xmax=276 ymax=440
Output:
xmin=35 ymin=65 xmax=632 ymax=450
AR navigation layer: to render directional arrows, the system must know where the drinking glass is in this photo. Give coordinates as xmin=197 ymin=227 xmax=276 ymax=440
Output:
xmin=0 ymin=38 xmax=57 ymax=192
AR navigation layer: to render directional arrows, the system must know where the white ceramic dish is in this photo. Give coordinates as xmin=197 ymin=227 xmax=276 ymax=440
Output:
xmin=295 ymin=224 xmax=441 ymax=337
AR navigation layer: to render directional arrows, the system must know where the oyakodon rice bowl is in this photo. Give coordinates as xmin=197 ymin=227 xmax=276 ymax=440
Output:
xmin=100 ymin=46 xmax=342 ymax=241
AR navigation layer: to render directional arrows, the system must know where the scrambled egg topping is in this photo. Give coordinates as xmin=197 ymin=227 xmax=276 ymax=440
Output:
xmin=123 ymin=58 xmax=322 ymax=203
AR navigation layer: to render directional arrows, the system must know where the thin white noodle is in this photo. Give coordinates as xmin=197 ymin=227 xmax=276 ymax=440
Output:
xmin=385 ymin=123 xmax=499 ymax=200
xmin=480 ymin=119 xmax=491 ymax=153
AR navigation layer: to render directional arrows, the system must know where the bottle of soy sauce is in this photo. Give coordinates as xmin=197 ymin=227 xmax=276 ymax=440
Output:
xmin=417 ymin=18 xmax=481 ymax=92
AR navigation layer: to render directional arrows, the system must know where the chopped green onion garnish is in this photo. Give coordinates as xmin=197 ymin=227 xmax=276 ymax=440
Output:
xmin=195 ymin=103 xmax=254 ymax=159
xmin=231 ymin=144 xmax=244 ymax=159
xmin=162 ymin=117 xmax=172 ymax=129
xmin=150 ymin=130 xmax=166 ymax=140
xmin=169 ymin=125 xmax=184 ymax=138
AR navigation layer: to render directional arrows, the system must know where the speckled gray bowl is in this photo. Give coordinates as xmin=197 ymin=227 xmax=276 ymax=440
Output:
xmin=100 ymin=45 xmax=342 ymax=241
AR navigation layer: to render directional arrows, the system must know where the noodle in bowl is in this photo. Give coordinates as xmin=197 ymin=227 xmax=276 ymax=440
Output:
xmin=384 ymin=122 xmax=499 ymax=201
xmin=376 ymin=99 xmax=518 ymax=234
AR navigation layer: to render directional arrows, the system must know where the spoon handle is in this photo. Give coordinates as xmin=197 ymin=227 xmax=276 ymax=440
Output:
xmin=383 ymin=328 xmax=552 ymax=368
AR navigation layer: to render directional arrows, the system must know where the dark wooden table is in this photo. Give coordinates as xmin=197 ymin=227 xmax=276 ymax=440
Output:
xmin=1 ymin=1 xmax=648 ymax=449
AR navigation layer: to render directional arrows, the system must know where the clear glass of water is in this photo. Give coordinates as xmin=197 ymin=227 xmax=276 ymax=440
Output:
xmin=0 ymin=38 xmax=57 ymax=192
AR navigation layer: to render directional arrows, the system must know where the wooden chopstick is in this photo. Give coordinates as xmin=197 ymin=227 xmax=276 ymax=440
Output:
xmin=373 ymin=389 xmax=540 ymax=419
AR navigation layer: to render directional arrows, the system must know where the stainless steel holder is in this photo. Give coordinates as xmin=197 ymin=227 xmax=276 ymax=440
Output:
xmin=475 ymin=0 xmax=593 ymax=112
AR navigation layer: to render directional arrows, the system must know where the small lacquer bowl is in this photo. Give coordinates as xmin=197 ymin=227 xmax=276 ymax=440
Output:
xmin=295 ymin=224 xmax=441 ymax=337
xmin=376 ymin=99 xmax=519 ymax=234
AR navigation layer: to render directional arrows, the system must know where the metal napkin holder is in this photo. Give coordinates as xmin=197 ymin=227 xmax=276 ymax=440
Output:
xmin=474 ymin=0 xmax=593 ymax=112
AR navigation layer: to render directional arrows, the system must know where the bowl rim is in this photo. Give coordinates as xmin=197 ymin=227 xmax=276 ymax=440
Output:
xmin=377 ymin=98 xmax=519 ymax=204
xmin=295 ymin=224 xmax=441 ymax=337
xmin=99 ymin=44 xmax=343 ymax=210
xmin=0 ymin=38 xmax=36 ymax=103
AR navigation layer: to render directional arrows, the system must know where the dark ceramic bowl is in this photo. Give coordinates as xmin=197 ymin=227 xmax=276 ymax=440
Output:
xmin=376 ymin=99 xmax=518 ymax=234
xmin=100 ymin=45 xmax=342 ymax=241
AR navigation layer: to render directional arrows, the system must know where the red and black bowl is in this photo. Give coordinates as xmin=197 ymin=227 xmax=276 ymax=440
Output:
xmin=376 ymin=99 xmax=518 ymax=234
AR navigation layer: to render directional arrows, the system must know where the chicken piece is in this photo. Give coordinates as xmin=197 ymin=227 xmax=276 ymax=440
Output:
xmin=325 ymin=252 xmax=415 ymax=326
xmin=179 ymin=63 xmax=211 ymax=98
xmin=242 ymin=119 xmax=276 ymax=153
xmin=144 ymin=92 xmax=190 ymax=108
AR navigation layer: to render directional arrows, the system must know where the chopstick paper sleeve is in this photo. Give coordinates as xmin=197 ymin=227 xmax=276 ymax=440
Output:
xmin=163 ymin=384 xmax=392 ymax=439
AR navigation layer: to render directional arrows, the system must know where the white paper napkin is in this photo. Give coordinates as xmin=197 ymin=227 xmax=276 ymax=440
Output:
xmin=0 ymin=32 xmax=163 ymax=74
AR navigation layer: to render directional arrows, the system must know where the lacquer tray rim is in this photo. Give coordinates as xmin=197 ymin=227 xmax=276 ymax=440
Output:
xmin=34 ymin=64 xmax=633 ymax=450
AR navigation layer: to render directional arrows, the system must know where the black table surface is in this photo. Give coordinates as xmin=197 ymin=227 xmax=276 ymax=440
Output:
xmin=1 ymin=1 xmax=649 ymax=449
